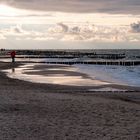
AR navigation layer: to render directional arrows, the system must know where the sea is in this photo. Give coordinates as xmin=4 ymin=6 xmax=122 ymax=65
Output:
xmin=1 ymin=49 xmax=140 ymax=89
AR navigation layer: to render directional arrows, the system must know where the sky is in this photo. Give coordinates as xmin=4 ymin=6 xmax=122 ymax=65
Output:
xmin=0 ymin=0 xmax=140 ymax=49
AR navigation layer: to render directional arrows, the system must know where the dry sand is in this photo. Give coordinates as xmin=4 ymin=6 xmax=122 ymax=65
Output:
xmin=0 ymin=62 xmax=140 ymax=140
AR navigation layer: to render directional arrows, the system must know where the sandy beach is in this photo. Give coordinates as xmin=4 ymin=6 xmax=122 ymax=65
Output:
xmin=0 ymin=62 xmax=140 ymax=140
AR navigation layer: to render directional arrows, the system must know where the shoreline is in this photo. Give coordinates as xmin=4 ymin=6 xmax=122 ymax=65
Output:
xmin=2 ymin=62 xmax=140 ymax=91
xmin=0 ymin=62 xmax=140 ymax=139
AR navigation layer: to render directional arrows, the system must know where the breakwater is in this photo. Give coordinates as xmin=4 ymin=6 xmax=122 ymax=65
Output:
xmin=45 ymin=60 xmax=140 ymax=66
xmin=1 ymin=49 xmax=140 ymax=66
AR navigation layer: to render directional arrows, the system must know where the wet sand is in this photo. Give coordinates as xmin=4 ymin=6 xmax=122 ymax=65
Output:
xmin=5 ymin=63 xmax=110 ymax=87
xmin=0 ymin=62 xmax=140 ymax=140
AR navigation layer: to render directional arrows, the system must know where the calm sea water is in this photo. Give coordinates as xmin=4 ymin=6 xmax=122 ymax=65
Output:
xmin=92 ymin=49 xmax=140 ymax=59
xmin=1 ymin=49 xmax=140 ymax=88
xmin=64 ymin=49 xmax=140 ymax=59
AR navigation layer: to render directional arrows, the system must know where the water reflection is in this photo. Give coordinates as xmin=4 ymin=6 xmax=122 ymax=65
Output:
xmin=3 ymin=64 xmax=109 ymax=86
xmin=12 ymin=68 xmax=15 ymax=73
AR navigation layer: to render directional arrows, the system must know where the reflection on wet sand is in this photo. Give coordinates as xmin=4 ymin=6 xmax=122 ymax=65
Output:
xmin=12 ymin=68 xmax=15 ymax=73
xmin=4 ymin=64 xmax=109 ymax=87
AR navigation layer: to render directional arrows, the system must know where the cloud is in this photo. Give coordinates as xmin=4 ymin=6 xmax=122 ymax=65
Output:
xmin=0 ymin=34 xmax=6 ymax=40
xmin=11 ymin=25 xmax=24 ymax=33
xmin=57 ymin=23 xmax=69 ymax=32
xmin=0 ymin=23 xmax=140 ymax=42
xmin=130 ymin=21 xmax=140 ymax=33
xmin=47 ymin=23 xmax=130 ymax=42
xmin=1 ymin=0 xmax=140 ymax=14
xmin=0 ymin=25 xmax=55 ymax=41
xmin=0 ymin=25 xmax=29 ymax=38
xmin=71 ymin=27 xmax=81 ymax=34
xmin=0 ymin=25 xmax=29 ymax=37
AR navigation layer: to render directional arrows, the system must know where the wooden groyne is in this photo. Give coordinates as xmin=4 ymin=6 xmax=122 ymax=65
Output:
xmin=0 ymin=50 xmax=140 ymax=66
xmin=45 ymin=60 xmax=140 ymax=66
xmin=0 ymin=50 xmax=126 ymax=60
xmin=0 ymin=56 xmax=140 ymax=66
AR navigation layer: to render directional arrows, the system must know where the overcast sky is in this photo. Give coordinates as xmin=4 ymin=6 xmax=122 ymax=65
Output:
xmin=0 ymin=0 xmax=140 ymax=49
xmin=1 ymin=0 xmax=139 ymax=14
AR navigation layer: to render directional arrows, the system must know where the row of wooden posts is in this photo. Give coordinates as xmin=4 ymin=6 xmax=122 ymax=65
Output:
xmin=45 ymin=60 xmax=140 ymax=66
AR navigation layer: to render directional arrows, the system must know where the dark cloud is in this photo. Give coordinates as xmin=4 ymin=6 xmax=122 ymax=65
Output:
xmin=57 ymin=23 xmax=69 ymax=32
xmin=130 ymin=21 xmax=140 ymax=33
xmin=0 ymin=0 xmax=140 ymax=14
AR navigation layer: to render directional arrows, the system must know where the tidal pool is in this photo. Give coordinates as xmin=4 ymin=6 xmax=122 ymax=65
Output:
xmin=3 ymin=64 xmax=110 ymax=87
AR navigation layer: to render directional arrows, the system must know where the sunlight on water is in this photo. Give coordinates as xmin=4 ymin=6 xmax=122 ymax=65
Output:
xmin=3 ymin=64 xmax=109 ymax=86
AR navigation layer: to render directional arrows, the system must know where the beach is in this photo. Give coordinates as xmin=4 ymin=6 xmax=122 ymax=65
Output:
xmin=0 ymin=62 xmax=140 ymax=140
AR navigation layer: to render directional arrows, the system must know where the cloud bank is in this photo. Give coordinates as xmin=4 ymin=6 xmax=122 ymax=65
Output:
xmin=1 ymin=22 xmax=140 ymax=43
xmin=130 ymin=21 xmax=140 ymax=33
xmin=1 ymin=0 xmax=140 ymax=14
xmin=48 ymin=23 xmax=129 ymax=42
